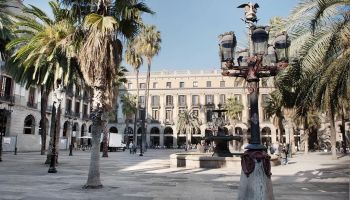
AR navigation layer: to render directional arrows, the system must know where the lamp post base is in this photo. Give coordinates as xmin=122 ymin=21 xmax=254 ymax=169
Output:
xmin=238 ymin=160 xmax=274 ymax=200
xmin=245 ymin=143 xmax=267 ymax=150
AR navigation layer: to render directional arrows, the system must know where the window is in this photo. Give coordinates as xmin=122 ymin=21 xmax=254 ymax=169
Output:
xmin=151 ymin=95 xmax=160 ymax=107
xmin=0 ymin=76 xmax=13 ymax=97
xmin=152 ymin=109 xmax=159 ymax=120
xmin=205 ymin=95 xmax=214 ymax=105
xmin=261 ymin=94 xmax=269 ymax=107
xmin=234 ymin=94 xmax=242 ymax=102
xmin=139 ymin=96 xmax=145 ymax=107
xmin=166 ymin=95 xmax=173 ymax=106
xmin=83 ymin=104 xmax=88 ymax=116
xmin=66 ymin=99 xmax=72 ymax=113
xmin=263 ymin=108 xmax=269 ymax=121
xmin=139 ymin=83 xmax=146 ymax=89
xmin=178 ymin=95 xmax=186 ymax=106
xmin=153 ymin=82 xmax=158 ymax=89
xmin=192 ymin=95 xmax=199 ymax=106
xmin=28 ymin=87 xmax=35 ymax=107
xmin=179 ymin=82 xmax=185 ymax=88
xmin=192 ymin=110 xmax=199 ymax=117
xmin=166 ymin=82 xmax=171 ymax=88
xmin=220 ymin=81 xmax=225 ymax=87
xmin=75 ymin=101 xmax=80 ymax=114
xmin=128 ymin=83 xmax=132 ymax=89
xmin=193 ymin=81 xmax=198 ymax=87
xmin=206 ymin=81 xmax=211 ymax=87
xmin=219 ymin=94 xmax=226 ymax=105
xmin=165 ymin=110 xmax=173 ymax=122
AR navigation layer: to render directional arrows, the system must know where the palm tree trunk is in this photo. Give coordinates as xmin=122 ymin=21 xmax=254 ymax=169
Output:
xmin=102 ymin=124 xmax=108 ymax=157
xmin=329 ymin=106 xmax=337 ymax=159
xmin=84 ymin=88 xmax=103 ymax=189
xmin=133 ymin=69 xmax=139 ymax=145
xmin=304 ymin=117 xmax=309 ymax=155
xmin=144 ymin=59 xmax=152 ymax=149
xmin=45 ymin=102 xmax=57 ymax=164
xmin=341 ymin=108 xmax=347 ymax=154
xmin=40 ymin=86 xmax=48 ymax=155
xmin=185 ymin=127 xmax=189 ymax=151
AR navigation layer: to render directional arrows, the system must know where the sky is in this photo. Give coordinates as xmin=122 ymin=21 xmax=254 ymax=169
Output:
xmin=23 ymin=0 xmax=298 ymax=72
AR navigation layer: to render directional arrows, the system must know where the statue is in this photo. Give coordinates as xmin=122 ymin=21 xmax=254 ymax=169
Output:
xmin=237 ymin=2 xmax=259 ymax=23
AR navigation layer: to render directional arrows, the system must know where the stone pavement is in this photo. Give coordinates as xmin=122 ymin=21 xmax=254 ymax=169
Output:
xmin=0 ymin=149 xmax=349 ymax=200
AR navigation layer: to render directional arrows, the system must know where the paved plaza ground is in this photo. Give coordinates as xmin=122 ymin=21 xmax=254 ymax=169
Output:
xmin=0 ymin=149 xmax=349 ymax=200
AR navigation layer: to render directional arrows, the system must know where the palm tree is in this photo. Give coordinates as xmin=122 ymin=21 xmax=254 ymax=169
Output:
xmin=121 ymin=94 xmax=137 ymax=144
xmin=265 ymin=91 xmax=285 ymax=143
xmin=176 ymin=109 xmax=201 ymax=151
xmin=60 ymin=0 xmax=154 ymax=188
xmin=286 ymin=0 xmax=350 ymax=159
xmin=0 ymin=0 xmax=16 ymax=61
xmin=6 ymin=1 xmax=76 ymax=156
xmin=134 ymin=25 xmax=161 ymax=125
xmin=125 ymin=40 xmax=143 ymax=144
xmin=224 ymin=97 xmax=244 ymax=131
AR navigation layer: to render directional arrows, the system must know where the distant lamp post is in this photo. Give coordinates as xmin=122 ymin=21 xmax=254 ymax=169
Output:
xmin=48 ymin=79 xmax=64 ymax=173
xmin=0 ymin=104 xmax=13 ymax=162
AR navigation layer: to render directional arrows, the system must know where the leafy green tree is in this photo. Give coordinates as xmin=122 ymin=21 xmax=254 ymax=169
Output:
xmin=0 ymin=0 xmax=15 ymax=61
xmin=6 ymin=1 xmax=76 ymax=156
xmin=176 ymin=109 xmax=201 ymax=150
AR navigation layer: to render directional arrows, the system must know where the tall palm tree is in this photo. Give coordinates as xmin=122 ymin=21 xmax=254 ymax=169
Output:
xmin=6 ymin=1 xmax=76 ymax=156
xmin=176 ymin=109 xmax=201 ymax=151
xmin=125 ymin=41 xmax=143 ymax=144
xmin=224 ymin=97 xmax=244 ymax=130
xmin=265 ymin=91 xmax=285 ymax=143
xmin=134 ymin=25 xmax=161 ymax=125
xmin=286 ymin=0 xmax=350 ymax=159
xmin=60 ymin=0 xmax=154 ymax=188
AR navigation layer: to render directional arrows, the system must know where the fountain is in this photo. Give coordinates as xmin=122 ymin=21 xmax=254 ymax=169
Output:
xmin=170 ymin=105 xmax=243 ymax=169
xmin=205 ymin=106 xmax=242 ymax=157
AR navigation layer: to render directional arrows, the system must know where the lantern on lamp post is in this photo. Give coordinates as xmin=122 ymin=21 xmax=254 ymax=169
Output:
xmin=219 ymin=32 xmax=237 ymax=69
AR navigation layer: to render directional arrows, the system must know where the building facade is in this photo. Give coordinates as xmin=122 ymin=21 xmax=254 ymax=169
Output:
xmin=111 ymin=69 xmax=280 ymax=149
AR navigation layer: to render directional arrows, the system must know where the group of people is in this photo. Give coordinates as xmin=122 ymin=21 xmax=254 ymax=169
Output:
xmin=128 ymin=142 xmax=137 ymax=154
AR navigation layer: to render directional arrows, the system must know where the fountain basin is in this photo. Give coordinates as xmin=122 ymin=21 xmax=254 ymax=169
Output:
xmin=170 ymin=152 xmax=281 ymax=169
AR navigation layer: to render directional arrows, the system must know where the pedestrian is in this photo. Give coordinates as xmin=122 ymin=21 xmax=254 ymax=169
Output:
xmin=281 ymin=145 xmax=288 ymax=165
xmin=129 ymin=142 xmax=134 ymax=154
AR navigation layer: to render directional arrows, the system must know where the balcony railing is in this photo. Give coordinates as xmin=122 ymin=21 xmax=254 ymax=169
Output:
xmin=73 ymin=112 xmax=81 ymax=119
xmin=178 ymin=103 xmax=187 ymax=107
xmin=82 ymin=113 xmax=90 ymax=120
xmin=165 ymin=103 xmax=174 ymax=108
xmin=191 ymin=103 xmax=200 ymax=108
xmin=151 ymin=103 xmax=160 ymax=108
xmin=0 ymin=95 xmax=15 ymax=105
xmin=65 ymin=110 xmax=73 ymax=117
xmin=27 ymin=101 xmax=38 ymax=109
xmin=164 ymin=119 xmax=174 ymax=125
xmin=151 ymin=119 xmax=160 ymax=124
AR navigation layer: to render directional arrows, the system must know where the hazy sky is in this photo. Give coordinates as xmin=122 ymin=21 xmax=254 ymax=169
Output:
xmin=23 ymin=0 xmax=298 ymax=72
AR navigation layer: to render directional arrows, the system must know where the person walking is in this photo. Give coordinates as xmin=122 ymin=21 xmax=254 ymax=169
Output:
xmin=281 ymin=145 xmax=288 ymax=165
xmin=129 ymin=142 xmax=134 ymax=154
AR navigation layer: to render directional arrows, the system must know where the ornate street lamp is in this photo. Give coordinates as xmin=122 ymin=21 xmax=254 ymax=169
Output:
xmin=219 ymin=3 xmax=290 ymax=199
xmin=274 ymin=31 xmax=291 ymax=70
xmin=219 ymin=32 xmax=237 ymax=69
xmin=48 ymin=79 xmax=64 ymax=173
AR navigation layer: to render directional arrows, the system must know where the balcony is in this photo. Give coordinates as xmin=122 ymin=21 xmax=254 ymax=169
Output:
xmin=151 ymin=103 xmax=160 ymax=109
xmin=164 ymin=119 xmax=174 ymax=125
xmin=150 ymin=119 xmax=160 ymax=124
xmin=0 ymin=95 xmax=15 ymax=105
xmin=66 ymin=89 xmax=74 ymax=97
xmin=65 ymin=110 xmax=73 ymax=117
xmin=178 ymin=103 xmax=187 ymax=108
xmin=73 ymin=112 xmax=81 ymax=119
xmin=165 ymin=104 xmax=174 ymax=108
xmin=27 ymin=101 xmax=38 ymax=109
xmin=191 ymin=103 xmax=201 ymax=108
xmin=205 ymin=103 xmax=215 ymax=108
xmin=82 ymin=113 xmax=90 ymax=121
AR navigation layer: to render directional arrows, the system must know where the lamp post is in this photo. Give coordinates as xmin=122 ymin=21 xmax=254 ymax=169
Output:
xmin=0 ymin=104 xmax=13 ymax=162
xmin=48 ymin=80 xmax=64 ymax=173
xmin=219 ymin=3 xmax=290 ymax=199
xmin=139 ymin=106 xmax=145 ymax=156
xmin=69 ymin=119 xmax=75 ymax=156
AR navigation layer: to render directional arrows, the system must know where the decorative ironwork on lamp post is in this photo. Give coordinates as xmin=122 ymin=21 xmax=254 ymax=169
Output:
xmin=219 ymin=2 xmax=290 ymax=199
